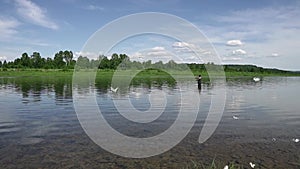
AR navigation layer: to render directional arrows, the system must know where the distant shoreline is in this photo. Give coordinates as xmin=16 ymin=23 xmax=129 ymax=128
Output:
xmin=0 ymin=68 xmax=299 ymax=78
xmin=1 ymin=52 xmax=299 ymax=77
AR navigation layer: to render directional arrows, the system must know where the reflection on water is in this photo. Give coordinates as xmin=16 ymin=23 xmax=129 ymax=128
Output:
xmin=0 ymin=76 xmax=300 ymax=168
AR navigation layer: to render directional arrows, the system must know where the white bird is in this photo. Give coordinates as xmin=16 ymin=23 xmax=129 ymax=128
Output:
xmin=223 ymin=165 xmax=229 ymax=169
xmin=253 ymin=77 xmax=260 ymax=82
xmin=249 ymin=162 xmax=255 ymax=168
xmin=233 ymin=115 xmax=239 ymax=120
xmin=110 ymin=86 xmax=118 ymax=92
xmin=293 ymin=138 xmax=299 ymax=143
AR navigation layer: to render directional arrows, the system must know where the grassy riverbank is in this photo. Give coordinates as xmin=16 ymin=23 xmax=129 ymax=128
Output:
xmin=0 ymin=68 xmax=299 ymax=78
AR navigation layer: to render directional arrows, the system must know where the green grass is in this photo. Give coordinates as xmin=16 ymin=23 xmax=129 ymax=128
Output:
xmin=0 ymin=68 xmax=299 ymax=78
xmin=0 ymin=69 xmax=74 ymax=77
xmin=224 ymin=71 xmax=299 ymax=77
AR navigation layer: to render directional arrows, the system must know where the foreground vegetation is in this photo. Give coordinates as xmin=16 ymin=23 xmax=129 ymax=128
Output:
xmin=0 ymin=68 xmax=299 ymax=79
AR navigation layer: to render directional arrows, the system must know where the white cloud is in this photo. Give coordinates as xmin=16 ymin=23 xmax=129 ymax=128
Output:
xmin=221 ymin=49 xmax=247 ymax=63
xmin=0 ymin=56 xmax=7 ymax=61
xmin=146 ymin=51 xmax=170 ymax=57
xmin=0 ymin=17 xmax=20 ymax=40
xmin=85 ymin=5 xmax=104 ymax=11
xmin=232 ymin=49 xmax=247 ymax=55
xmin=29 ymin=41 xmax=54 ymax=47
xmin=222 ymin=57 xmax=242 ymax=61
xmin=14 ymin=0 xmax=58 ymax=30
xmin=145 ymin=46 xmax=170 ymax=57
xmin=226 ymin=40 xmax=243 ymax=46
xmin=130 ymin=51 xmax=143 ymax=60
xmin=172 ymin=41 xmax=211 ymax=56
xmin=172 ymin=41 xmax=195 ymax=49
xmin=201 ymin=4 xmax=300 ymax=69
xmin=171 ymin=41 xmax=218 ymax=64
xmin=151 ymin=46 xmax=165 ymax=51
xmin=130 ymin=46 xmax=173 ymax=63
xmin=172 ymin=41 xmax=197 ymax=53
xmin=222 ymin=49 xmax=246 ymax=62
xmin=129 ymin=45 xmax=207 ymax=64
xmin=74 ymin=51 xmax=99 ymax=60
xmin=268 ymin=53 xmax=280 ymax=57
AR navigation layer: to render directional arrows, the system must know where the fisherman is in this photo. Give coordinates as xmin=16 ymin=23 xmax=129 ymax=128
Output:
xmin=197 ymin=75 xmax=202 ymax=89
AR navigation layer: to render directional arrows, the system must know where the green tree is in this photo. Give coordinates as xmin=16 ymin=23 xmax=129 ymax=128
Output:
xmin=69 ymin=60 xmax=76 ymax=69
xmin=31 ymin=52 xmax=43 ymax=68
xmin=131 ymin=61 xmax=143 ymax=69
xmin=153 ymin=61 xmax=164 ymax=69
xmin=76 ymin=56 xmax=90 ymax=68
xmin=3 ymin=60 xmax=7 ymax=68
xmin=118 ymin=54 xmax=130 ymax=69
xmin=20 ymin=53 xmax=31 ymax=68
xmin=54 ymin=51 xmax=66 ymax=68
xmin=63 ymin=50 xmax=73 ymax=67
xmin=166 ymin=60 xmax=177 ymax=69
xmin=110 ymin=53 xmax=122 ymax=69
xmin=119 ymin=54 xmax=129 ymax=61
xmin=99 ymin=56 xmax=110 ymax=69
xmin=90 ymin=59 xmax=99 ymax=69
xmin=44 ymin=57 xmax=54 ymax=69
xmin=13 ymin=58 xmax=22 ymax=68
xmin=143 ymin=60 xmax=152 ymax=68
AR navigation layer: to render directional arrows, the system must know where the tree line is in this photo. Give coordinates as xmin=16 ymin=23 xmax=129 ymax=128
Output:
xmin=0 ymin=51 xmax=189 ymax=71
xmin=76 ymin=53 xmax=189 ymax=70
xmin=0 ymin=51 xmax=75 ymax=69
xmin=0 ymin=51 xmax=297 ymax=75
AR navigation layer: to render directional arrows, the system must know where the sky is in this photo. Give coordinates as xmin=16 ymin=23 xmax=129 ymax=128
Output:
xmin=0 ymin=0 xmax=300 ymax=70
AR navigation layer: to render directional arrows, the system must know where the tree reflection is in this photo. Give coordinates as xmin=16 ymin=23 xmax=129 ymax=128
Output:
xmin=0 ymin=75 xmax=179 ymax=103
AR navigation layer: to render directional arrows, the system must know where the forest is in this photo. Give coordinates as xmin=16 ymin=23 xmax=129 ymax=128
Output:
xmin=0 ymin=50 xmax=298 ymax=75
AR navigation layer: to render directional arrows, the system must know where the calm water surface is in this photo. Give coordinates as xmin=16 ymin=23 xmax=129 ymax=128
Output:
xmin=0 ymin=76 xmax=299 ymax=168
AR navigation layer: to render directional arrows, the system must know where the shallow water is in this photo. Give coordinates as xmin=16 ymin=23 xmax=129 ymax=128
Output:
xmin=0 ymin=76 xmax=299 ymax=168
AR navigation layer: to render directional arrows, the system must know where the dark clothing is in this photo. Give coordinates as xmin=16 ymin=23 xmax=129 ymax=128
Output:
xmin=197 ymin=78 xmax=201 ymax=89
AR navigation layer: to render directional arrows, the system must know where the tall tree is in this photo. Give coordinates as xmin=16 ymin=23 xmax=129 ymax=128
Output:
xmin=31 ymin=52 xmax=43 ymax=68
xmin=44 ymin=57 xmax=53 ymax=69
xmin=99 ymin=56 xmax=110 ymax=69
xmin=143 ymin=60 xmax=152 ymax=68
xmin=76 ymin=56 xmax=90 ymax=68
xmin=3 ymin=60 xmax=7 ymax=68
xmin=54 ymin=51 xmax=66 ymax=68
xmin=63 ymin=50 xmax=73 ymax=67
xmin=118 ymin=54 xmax=130 ymax=69
xmin=13 ymin=58 xmax=22 ymax=68
xmin=20 ymin=53 xmax=30 ymax=68
xmin=119 ymin=54 xmax=129 ymax=61
xmin=110 ymin=53 xmax=121 ymax=69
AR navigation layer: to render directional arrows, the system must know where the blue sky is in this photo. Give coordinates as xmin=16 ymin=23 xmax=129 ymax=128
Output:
xmin=0 ymin=0 xmax=300 ymax=70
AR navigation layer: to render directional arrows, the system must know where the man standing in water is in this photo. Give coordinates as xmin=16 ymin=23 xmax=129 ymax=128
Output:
xmin=197 ymin=75 xmax=202 ymax=89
